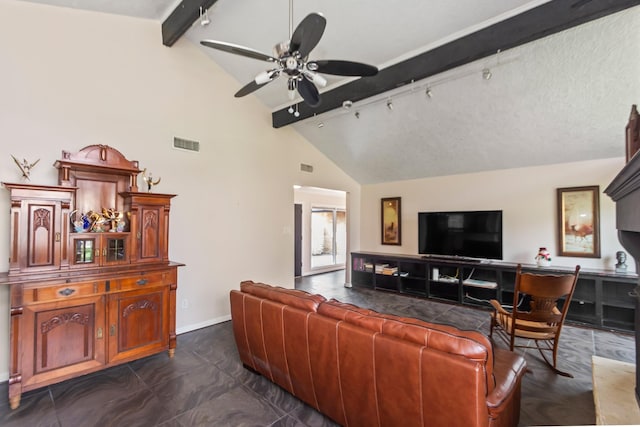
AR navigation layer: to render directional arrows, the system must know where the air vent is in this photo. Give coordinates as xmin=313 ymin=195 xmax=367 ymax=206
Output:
xmin=173 ymin=137 xmax=200 ymax=152
xmin=300 ymin=163 xmax=314 ymax=173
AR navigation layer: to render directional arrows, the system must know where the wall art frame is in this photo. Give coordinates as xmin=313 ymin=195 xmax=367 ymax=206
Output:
xmin=557 ymin=185 xmax=600 ymax=258
xmin=381 ymin=197 xmax=401 ymax=245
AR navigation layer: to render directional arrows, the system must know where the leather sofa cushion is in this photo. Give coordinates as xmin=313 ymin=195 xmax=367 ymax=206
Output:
xmin=240 ymin=280 xmax=326 ymax=312
xmin=317 ymin=299 xmax=385 ymax=332
xmin=320 ymin=299 xmax=491 ymax=360
xmin=318 ymin=298 xmax=494 ymax=391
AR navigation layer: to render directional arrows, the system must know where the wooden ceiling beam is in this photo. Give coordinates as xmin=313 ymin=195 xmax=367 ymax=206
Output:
xmin=272 ymin=0 xmax=640 ymax=128
xmin=162 ymin=0 xmax=220 ymax=47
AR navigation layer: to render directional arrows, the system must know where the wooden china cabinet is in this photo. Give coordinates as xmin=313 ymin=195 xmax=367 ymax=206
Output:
xmin=1 ymin=145 xmax=182 ymax=410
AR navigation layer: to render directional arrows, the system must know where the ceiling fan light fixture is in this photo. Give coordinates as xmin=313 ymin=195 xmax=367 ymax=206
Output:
xmin=255 ymin=70 xmax=273 ymax=85
xmin=304 ymin=72 xmax=327 ymax=88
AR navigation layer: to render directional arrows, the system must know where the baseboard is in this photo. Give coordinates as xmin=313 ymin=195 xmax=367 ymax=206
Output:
xmin=176 ymin=314 xmax=231 ymax=335
xmin=0 ymin=316 xmax=232 ymax=384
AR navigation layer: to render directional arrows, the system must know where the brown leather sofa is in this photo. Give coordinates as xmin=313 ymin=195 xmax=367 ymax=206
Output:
xmin=230 ymin=281 xmax=527 ymax=427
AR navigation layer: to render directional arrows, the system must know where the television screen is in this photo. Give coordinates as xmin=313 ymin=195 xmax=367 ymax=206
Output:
xmin=418 ymin=210 xmax=503 ymax=260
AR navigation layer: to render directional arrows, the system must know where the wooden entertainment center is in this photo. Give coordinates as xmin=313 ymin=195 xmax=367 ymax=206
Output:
xmin=0 ymin=145 xmax=182 ymax=409
xmin=352 ymin=251 xmax=637 ymax=332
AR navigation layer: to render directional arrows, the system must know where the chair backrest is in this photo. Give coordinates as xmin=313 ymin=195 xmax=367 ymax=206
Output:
xmin=512 ymin=264 xmax=580 ymax=332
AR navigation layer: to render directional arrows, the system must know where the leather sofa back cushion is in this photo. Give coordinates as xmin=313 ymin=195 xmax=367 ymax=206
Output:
xmin=240 ymin=280 xmax=326 ymax=312
xmin=319 ymin=299 xmax=491 ymax=363
xmin=317 ymin=299 xmax=386 ymax=332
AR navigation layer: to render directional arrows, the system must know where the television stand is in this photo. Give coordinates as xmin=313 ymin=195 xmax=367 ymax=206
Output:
xmin=352 ymin=251 xmax=638 ymax=332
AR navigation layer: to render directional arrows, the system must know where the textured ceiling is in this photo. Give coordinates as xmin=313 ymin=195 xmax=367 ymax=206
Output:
xmin=13 ymin=0 xmax=640 ymax=184
xmin=291 ymin=9 xmax=640 ymax=183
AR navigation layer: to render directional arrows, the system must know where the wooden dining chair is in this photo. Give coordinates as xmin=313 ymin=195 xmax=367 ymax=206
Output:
xmin=489 ymin=264 xmax=580 ymax=377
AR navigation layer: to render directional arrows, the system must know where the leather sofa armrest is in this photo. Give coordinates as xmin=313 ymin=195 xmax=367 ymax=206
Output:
xmin=487 ymin=348 xmax=527 ymax=410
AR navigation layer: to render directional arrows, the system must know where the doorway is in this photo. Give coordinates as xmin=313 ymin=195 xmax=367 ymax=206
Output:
xmin=310 ymin=207 xmax=346 ymax=268
xmin=293 ymin=186 xmax=347 ymax=277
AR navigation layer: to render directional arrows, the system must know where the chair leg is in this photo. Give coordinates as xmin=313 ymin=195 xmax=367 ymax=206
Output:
xmin=534 ymin=340 xmax=573 ymax=378
xmin=489 ymin=315 xmax=495 ymax=338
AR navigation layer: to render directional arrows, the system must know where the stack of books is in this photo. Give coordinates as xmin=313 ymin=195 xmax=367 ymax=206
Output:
xmin=375 ymin=263 xmax=388 ymax=274
xmin=381 ymin=266 xmax=398 ymax=276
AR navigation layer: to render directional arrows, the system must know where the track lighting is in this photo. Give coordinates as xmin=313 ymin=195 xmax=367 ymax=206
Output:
xmin=199 ymin=6 xmax=210 ymax=26
xmin=304 ymin=48 xmax=519 ymax=129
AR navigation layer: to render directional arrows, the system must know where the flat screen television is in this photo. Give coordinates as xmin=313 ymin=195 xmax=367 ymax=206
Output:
xmin=418 ymin=210 xmax=503 ymax=260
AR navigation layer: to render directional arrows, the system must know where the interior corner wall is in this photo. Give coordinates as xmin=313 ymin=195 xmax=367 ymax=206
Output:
xmin=360 ymin=157 xmax=632 ymax=272
xmin=0 ymin=0 xmax=360 ymax=382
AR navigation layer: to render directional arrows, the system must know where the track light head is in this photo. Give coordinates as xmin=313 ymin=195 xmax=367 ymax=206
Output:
xmin=199 ymin=6 xmax=210 ymax=26
xmin=386 ymin=100 xmax=393 ymax=110
xmin=482 ymin=68 xmax=492 ymax=80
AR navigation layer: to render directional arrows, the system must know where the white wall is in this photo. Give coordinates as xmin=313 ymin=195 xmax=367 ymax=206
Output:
xmin=0 ymin=0 xmax=361 ymax=381
xmin=361 ymin=158 xmax=632 ymax=272
xmin=294 ymin=187 xmax=347 ymax=276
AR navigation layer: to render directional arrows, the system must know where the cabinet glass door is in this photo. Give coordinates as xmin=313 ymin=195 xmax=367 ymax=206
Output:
xmin=73 ymin=236 xmax=97 ymax=266
xmin=103 ymin=234 xmax=129 ymax=266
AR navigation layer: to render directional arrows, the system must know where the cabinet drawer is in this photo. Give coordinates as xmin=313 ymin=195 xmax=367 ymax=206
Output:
xmin=117 ymin=271 xmax=173 ymax=291
xmin=24 ymin=281 xmax=104 ymax=303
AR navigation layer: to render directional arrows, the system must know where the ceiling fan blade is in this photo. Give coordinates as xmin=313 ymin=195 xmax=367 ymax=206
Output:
xmin=297 ymin=77 xmax=321 ymax=107
xmin=200 ymin=40 xmax=277 ymax=62
xmin=234 ymin=69 xmax=280 ymax=97
xmin=308 ymin=60 xmax=379 ymax=77
xmin=290 ymin=13 xmax=326 ymax=58
xmin=234 ymin=80 xmax=271 ymax=98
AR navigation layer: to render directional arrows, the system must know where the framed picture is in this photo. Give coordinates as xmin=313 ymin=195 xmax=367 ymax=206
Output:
xmin=381 ymin=197 xmax=401 ymax=245
xmin=557 ymin=186 xmax=600 ymax=258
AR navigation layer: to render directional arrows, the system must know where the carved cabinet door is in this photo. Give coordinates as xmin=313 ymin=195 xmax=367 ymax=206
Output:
xmin=21 ymin=295 xmax=106 ymax=387
xmin=136 ymin=204 xmax=166 ymax=263
xmin=123 ymin=193 xmax=174 ymax=264
xmin=5 ymin=184 xmax=74 ymax=275
xmin=107 ymin=286 xmax=169 ymax=364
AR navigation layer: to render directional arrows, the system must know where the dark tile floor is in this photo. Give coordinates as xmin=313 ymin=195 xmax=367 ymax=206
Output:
xmin=0 ymin=270 xmax=635 ymax=426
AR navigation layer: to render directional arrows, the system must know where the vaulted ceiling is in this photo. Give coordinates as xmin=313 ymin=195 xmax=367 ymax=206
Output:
xmin=16 ymin=0 xmax=640 ymax=183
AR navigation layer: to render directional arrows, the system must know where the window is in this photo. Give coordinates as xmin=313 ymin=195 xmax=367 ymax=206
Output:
xmin=311 ymin=207 xmax=346 ymax=268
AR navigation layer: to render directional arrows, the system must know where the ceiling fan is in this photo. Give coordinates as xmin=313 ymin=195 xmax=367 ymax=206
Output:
xmin=200 ymin=8 xmax=378 ymax=108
